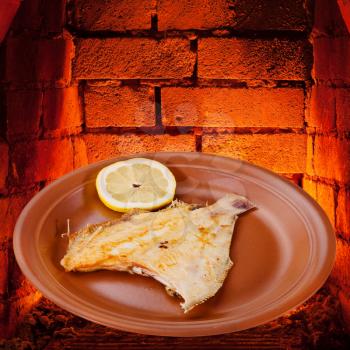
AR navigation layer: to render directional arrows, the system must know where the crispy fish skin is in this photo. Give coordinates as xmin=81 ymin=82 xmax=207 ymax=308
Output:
xmin=60 ymin=194 xmax=254 ymax=312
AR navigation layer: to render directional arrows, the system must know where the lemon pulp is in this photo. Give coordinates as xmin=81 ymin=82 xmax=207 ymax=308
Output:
xmin=96 ymin=158 xmax=176 ymax=212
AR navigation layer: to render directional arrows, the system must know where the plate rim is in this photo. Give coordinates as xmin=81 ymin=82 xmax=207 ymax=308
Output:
xmin=13 ymin=152 xmax=336 ymax=336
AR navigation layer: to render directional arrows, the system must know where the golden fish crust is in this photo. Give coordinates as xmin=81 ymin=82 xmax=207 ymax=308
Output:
xmin=60 ymin=194 xmax=254 ymax=312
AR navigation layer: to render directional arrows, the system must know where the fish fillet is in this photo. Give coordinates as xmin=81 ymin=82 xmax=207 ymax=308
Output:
xmin=60 ymin=194 xmax=254 ymax=312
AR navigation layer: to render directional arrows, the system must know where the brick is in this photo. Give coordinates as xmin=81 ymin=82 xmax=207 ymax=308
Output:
xmin=306 ymin=135 xmax=314 ymax=176
xmin=43 ymin=86 xmax=82 ymax=132
xmin=11 ymin=0 xmax=41 ymax=34
xmin=202 ymin=133 xmax=307 ymax=173
xmin=0 ymin=141 xmax=9 ymax=192
xmin=339 ymin=291 xmax=350 ymax=332
xmin=337 ymin=187 xmax=350 ymax=239
xmin=337 ymin=0 xmax=350 ymax=33
xmin=0 ymin=302 xmax=9 ymax=338
xmin=9 ymin=270 xmax=37 ymax=299
xmin=198 ymin=38 xmax=311 ymax=80
xmin=83 ymin=134 xmax=196 ymax=163
xmin=0 ymin=243 xmax=8 ymax=298
xmin=85 ymin=84 xmax=155 ymax=128
xmin=7 ymin=244 xmax=37 ymax=299
xmin=72 ymin=137 xmax=88 ymax=169
xmin=73 ymin=38 xmax=196 ymax=80
xmin=335 ymin=88 xmax=350 ymax=132
xmin=5 ymin=38 xmax=37 ymax=82
xmin=6 ymin=37 xmax=74 ymax=84
xmin=42 ymin=0 xmax=66 ymax=34
xmin=158 ymin=0 xmax=233 ymax=31
xmin=74 ymin=0 xmax=155 ymax=31
xmin=313 ymin=0 xmax=348 ymax=37
xmin=6 ymin=291 xmax=42 ymax=338
xmin=162 ymin=87 xmax=304 ymax=128
xmin=303 ymin=179 xmax=335 ymax=226
xmin=12 ymin=139 xmax=74 ymax=184
xmin=230 ymin=0 xmax=308 ymax=31
xmin=9 ymin=268 xmax=37 ymax=301
xmin=313 ymin=38 xmax=350 ymax=82
xmin=0 ymin=190 xmax=39 ymax=241
xmin=308 ymin=85 xmax=336 ymax=131
xmin=158 ymin=0 xmax=307 ymax=31
xmin=11 ymin=0 xmax=65 ymax=35
xmin=330 ymin=238 xmax=350 ymax=293
xmin=6 ymin=90 xmax=43 ymax=139
xmin=303 ymin=178 xmax=317 ymax=198
xmin=312 ymin=136 xmax=350 ymax=183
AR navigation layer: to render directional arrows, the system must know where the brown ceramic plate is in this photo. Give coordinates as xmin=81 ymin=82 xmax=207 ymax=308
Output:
xmin=14 ymin=152 xmax=336 ymax=336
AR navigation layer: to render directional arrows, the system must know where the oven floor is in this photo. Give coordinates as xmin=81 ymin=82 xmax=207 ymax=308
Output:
xmin=2 ymin=286 xmax=350 ymax=349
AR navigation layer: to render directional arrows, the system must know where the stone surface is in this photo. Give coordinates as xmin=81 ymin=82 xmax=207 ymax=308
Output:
xmin=162 ymin=87 xmax=305 ymax=128
xmin=74 ymin=38 xmax=196 ymax=80
xmin=203 ymin=133 xmax=307 ymax=173
xmin=157 ymin=0 xmax=308 ymax=31
xmin=83 ymin=133 xmax=196 ymax=163
xmin=0 ymin=190 xmax=39 ymax=241
xmin=339 ymin=290 xmax=350 ymax=333
xmin=312 ymin=136 xmax=350 ymax=183
xmin=337 ymin=187 xmax=350 ymax=239
xmin=331 ymin=238 xmax=350 ymax=294
xmin=6 ymin=90 xmax=43 ymax=139
xmin=308 ymin=85 xmax=336 ymax=131
xmin=73 ymin=0 xmax=156 ymax=31
xmin=6 ymin=37 xmax=74 ymax=84
xmin=0 ymin=243 xmax=9 ymax=298
xmin=313 ymin=0 xmax=349 ymax=37
xmin=11 ymin=0 xmax=66 ymax=35
xmin=198 ymin=38 xmax=312 ymax=80
xmin=43 ymin=86 xmax=82 ymax=133
xmin=0 ymin=141 xmax=9 ymax=193
xmin=12 ymin=139 xmax=74 ymax=185
xmin=72 ymin=137 xmax=88 ymax=169
xmin=313 ymin=38 xmax=350 ymax=82
xmin=335 ymin=88 xmax=350 ymax=132
xmin=303 ymin=178 xmax=336 ymax=226
xmin=85 ymin=84 xmax=155 ymax=128
xmin=337 ymin=0 xmax=350 ymax=33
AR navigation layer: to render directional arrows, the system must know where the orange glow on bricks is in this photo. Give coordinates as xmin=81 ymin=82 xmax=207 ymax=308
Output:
xmin=0 ymin=0 xmax=349 ymax=344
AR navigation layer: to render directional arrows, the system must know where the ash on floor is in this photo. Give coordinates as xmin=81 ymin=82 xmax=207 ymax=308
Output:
xmin=1 ymin=286 xmax=350 ymax=350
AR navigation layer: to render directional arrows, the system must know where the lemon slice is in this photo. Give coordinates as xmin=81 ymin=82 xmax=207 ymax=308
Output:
xmin=96 ymin=158 xmax=176 ymax=212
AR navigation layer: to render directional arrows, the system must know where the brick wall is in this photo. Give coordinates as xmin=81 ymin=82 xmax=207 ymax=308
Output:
xmin=0 ymin=0 xmax=72 ymax=337
xmin=304 ymin=0 xmax=350 ymax=329
xmin=0 ymin=0 xmax=348 ymax=337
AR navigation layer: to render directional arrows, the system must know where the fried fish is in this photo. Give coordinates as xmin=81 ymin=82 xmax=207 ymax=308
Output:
xmin=60 ymin=194 xmax=254 ymax=312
